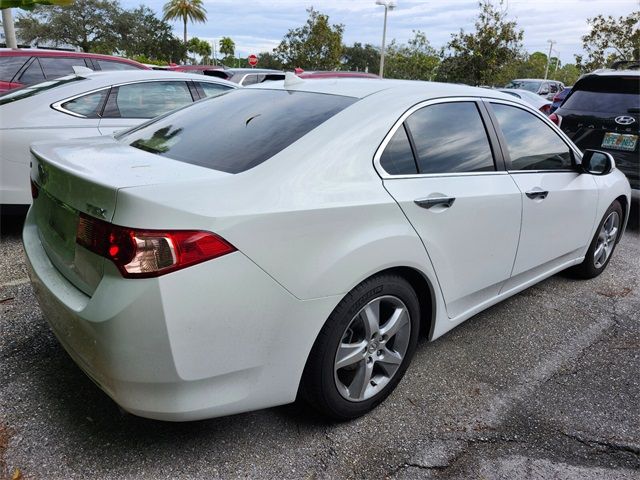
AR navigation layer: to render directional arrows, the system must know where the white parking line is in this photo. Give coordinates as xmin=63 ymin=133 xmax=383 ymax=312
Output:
xmin=0 ymin=278 xmax=30 ymax=288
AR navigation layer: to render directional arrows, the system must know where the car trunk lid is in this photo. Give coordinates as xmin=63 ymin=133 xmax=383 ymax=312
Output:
xmin=30 ymin=136 xmax=229 ymax=296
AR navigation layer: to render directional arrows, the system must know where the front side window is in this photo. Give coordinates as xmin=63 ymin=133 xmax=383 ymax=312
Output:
xmin=120 ymin=89 xmax=357 ymax=174
xmin=109 ymin=81 xmax=193 ymax=118
xmin=39 ymin=57 xmax=89 ymax=78
xmin=380 ymin=125 xmax=418 ymax=175
xmin=491 ymin=103 xmax=573 ymax=171
xmin=405 ymin=102 xmax=495 ymax=174
xmin=60 ymin=89 xmax=109 ymax=117
xmin=197 ymin=81 xmax=232 ymax=98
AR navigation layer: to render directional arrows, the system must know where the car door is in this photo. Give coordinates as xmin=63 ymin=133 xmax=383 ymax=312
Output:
xmin=378 ymin=99 xmax=522 ymax=319
xmin=98 ymin=80 xmax=196 ymax=135
xmin=487 ymin=100 xmax=599 ymax=286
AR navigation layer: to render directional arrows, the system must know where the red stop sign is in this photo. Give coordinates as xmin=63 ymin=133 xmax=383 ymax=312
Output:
xmin=248 ymin=54 xmax=258 ymax=67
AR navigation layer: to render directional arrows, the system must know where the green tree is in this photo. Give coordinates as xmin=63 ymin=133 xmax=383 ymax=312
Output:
xmin=162 ymin=0 xmax=206 ymax=44
xmin=116 ymin=5 xmax=186 ymax=62
xmin=219 ymin=36 xmax=235 ymax=57
xmin=1 ymin=0 xmax=72 ymax=48
xmin=555 ymin=63 xmax=581 ymax=85
xmin=187 ymin=36 xmax=211 ymax=61
xmin=385 ymin=30 xmax=439 ymax=80
xmin=438 ymin=0 xmax=524 ymax=85
xmin=16 ymin=0 xmax=121 ymax=52
xmin=577 ymin=11 xmax=639 ymax=71
xmin=342 ymin=42 xmax=380 ymax=74
xmin=257 ymin=51 xmax=283 ymax=70
xmin=274 ymin=7 xmax=344 ymax=70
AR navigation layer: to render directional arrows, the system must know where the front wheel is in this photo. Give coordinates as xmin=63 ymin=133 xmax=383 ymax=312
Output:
xmin=300 ymin=274 xmax=420 ymax=420
xmin=571 ymin=200 xmax=623 ymax=279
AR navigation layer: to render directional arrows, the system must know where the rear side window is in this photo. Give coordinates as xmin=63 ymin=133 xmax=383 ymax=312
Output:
xmin=96 ymin=59 xmax=138 ymax=71
xmin=0 ymin=56 xmax=28 ymax=81
xmin=39 ymin=57 xmax=89 ymax=79
xmin=106 ymin=81 xmax=193 ymax=118
xmin=492 ymin=103 xmax=573 ymax=171
xmin=197 ymin=81 xmax=232 ymax=98
xmin=380 ymin=125 xmax=418 ymax=175
xmin=405 ymin=102 xmax=495 ymax=173
xmin=121 ymin=89 xmax=357 ymax=174
xmin=562 ymin=75 xmax=640 ymax=113
xmin=60 ymin=89 xmax=109 ymax=117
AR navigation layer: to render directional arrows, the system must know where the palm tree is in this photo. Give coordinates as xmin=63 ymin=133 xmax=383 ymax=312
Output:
xmin=162 ymin=0 xmax=207 ymax=45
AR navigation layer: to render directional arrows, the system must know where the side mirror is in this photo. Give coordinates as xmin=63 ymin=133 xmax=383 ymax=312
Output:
xmin=581 ymin=149 xmax=615 ymax=175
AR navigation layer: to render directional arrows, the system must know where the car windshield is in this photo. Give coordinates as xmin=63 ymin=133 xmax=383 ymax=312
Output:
xmin=561 ymin=75 xmax=640 ymax=113
xmin=0 ymin=76 xmax=85 ymax=104
xmin=505 ymin=80 xmax=542 ymax=93
xmin=119 ymin=88 xmax=358 ymax=174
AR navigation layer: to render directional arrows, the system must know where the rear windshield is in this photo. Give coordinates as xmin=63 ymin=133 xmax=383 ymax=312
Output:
xmin=120 ymin=89 xmax=357 ymax=174
xmin=0 ymin=76 xmax=85 ymax=104
xmin=562 ymin=75 xmax=639 ymax=113
xmin=0 ymin=56 xmax=28 ymax=81
xmin=505 ymin=80 xmax=541 ymax=93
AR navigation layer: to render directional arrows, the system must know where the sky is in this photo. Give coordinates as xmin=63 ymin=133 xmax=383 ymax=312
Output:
xmin=122 ymin=0 xmax=638 ymax=64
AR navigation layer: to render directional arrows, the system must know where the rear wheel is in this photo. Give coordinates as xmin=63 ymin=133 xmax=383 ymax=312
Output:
xmin=571 ymin=200 xmax=623 ymax=279
xmin=300 ymin=274 xmax=420 ymax=420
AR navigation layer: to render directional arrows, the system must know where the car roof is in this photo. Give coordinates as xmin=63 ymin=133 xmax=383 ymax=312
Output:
xmin=250 ymin=77 xmax=518 ymax=102
xmin=587 ymin=69 xmax=640 ymax=77
xmin=0 ymin=48 xmax=145 ymax=66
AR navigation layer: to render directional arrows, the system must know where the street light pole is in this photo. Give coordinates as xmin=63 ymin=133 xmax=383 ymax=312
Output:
xmin=375 ymin=0 xmax=396 ymax=78
xmin=544 ymin=39 xmax=555 ymax=80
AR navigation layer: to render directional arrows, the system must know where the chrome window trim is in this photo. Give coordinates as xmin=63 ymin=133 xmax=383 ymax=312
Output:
xmin=484 ymin=97 xmax=584 ymax=164
xmin=51 ymin=77 xmax=235 ymax=118
xmin=374 ymin=96 xmax=507 ymax=179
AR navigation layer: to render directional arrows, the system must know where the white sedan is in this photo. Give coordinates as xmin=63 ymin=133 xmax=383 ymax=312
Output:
xmin=23 ymin=78 xmax=630 ymax=421
xmin=0 ymin=70 xmax=236 ymax=207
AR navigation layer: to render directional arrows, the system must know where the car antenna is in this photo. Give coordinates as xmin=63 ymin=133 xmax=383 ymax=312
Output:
xmin=283 ymin=71 xmax=304 ymax=89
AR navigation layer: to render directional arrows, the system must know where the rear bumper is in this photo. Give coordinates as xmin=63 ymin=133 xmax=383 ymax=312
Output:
xmin=23 ymin=208 xmax=340 ymax=421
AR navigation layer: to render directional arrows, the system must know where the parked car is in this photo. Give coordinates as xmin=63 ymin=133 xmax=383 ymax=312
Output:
xmin=24 ymin=79 xmax=630 ymax=422
xmin=166 ymin=64 xmax=225 ymax=76
xmin=552 ymin=69 xmax=639 ymax=200
xmin=0 ymin=70 xmax=236 ymax=207
xmin=497 ymin=88 xmax=553 ymax=115
xmin=0 ymin=48 xmax=148 ymax=93
xmin=210 ymin=68 xmax=286 ymax=85
xmin=550 ymin=86 xmax=572 ymax=113
xmin=504 ymin=78 xmax=565 ymax=100
xmin=295 ymin=69 xmax=380 ymax=79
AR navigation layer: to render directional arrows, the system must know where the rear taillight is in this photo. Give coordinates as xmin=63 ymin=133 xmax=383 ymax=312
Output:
xmin=76 ymin=214 xmax=236 ymax=278
xmin=30 ymin=179 xmax=39 ymax=199
xmin=540 ymin=104 xmax=551 ymax=115
xmin=552 ymin=94 xmax=562 ymax=103
xmin=548 ymin=113 xmax=562 ymax=127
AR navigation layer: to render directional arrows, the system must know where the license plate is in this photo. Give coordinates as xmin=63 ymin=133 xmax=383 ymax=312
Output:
xmin=602 ymin=132 xmax=638 ymax=152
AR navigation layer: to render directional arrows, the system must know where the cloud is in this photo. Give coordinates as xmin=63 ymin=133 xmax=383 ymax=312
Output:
xmin=125 ymin=0 xmax=639 ymax=63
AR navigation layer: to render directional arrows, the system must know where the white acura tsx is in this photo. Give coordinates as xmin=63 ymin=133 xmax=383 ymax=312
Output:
xmin=23 ymin=77 xmax=630 ymax=421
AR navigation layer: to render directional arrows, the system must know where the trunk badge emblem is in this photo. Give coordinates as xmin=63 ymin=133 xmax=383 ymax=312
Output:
xmin=615 ymin=116 xmax=636 ymax=125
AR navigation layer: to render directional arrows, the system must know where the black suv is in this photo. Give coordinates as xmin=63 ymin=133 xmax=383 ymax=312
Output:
xmin=551 ymin=67 xmax=639 ymax=200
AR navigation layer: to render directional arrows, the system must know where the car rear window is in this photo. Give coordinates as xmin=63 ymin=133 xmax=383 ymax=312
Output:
xmin=505 ymin=80 xmax=541 ymax=93
xmin=562 ymin=75 xmax=640 ymax=113
xmin=0 ymin=56 xmax=28 ymax=81
xmin=120 ymin=89 xmax=357 ymax=174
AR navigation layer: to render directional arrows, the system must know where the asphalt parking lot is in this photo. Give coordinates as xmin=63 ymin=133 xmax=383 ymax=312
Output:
xmin=1 ymin=210 xmax=638 ymax=480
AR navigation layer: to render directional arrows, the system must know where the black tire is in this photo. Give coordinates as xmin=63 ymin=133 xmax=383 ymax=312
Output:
xmin=570 ymin=200 xmax=623 ymax=279
xmin=300 ymin=273 xmax=420 ymax=421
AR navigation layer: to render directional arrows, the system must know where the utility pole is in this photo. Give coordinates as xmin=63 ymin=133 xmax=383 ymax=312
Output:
xmin=375 ymin=0 xmax=396 ymax=78
xmin=544 ymin=39 xmax=555 ymax=80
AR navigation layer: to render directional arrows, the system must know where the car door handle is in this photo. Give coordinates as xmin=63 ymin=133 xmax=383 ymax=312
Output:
xmin=414 ymin=197 xmax=456 ymax=209
xmin=525 ymin=190 xmax=549 ymax=200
